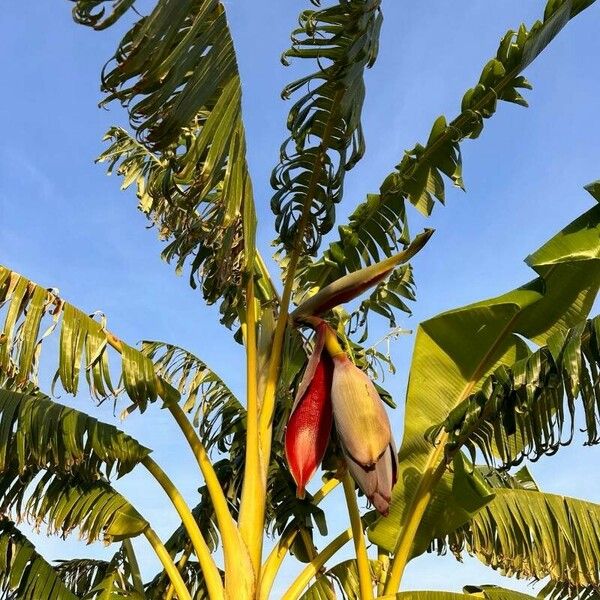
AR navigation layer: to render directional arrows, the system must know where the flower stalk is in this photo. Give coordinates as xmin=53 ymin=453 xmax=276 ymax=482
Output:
xmin=259 ymin=476 xmax=340 ymax=600
xmin=342 ymin=472 xmax=375 ymax=600
xmin=281 ymin=528 xmax=353 ymax=600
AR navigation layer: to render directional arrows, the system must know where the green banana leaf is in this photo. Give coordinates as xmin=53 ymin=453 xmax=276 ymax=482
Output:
xmin=0 ymin=520 xmax=78 ymax=600
xmin=369 ymin=203 xmax=600 ymax=555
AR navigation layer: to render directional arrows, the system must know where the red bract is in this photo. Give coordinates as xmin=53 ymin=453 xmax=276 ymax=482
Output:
xmin=285 ymin=326 xmax=334 ymax=498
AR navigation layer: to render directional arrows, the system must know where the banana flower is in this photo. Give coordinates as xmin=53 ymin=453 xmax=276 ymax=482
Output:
xmin=285 ymin=322 xmax=334 ymax=499
xmin=285 ymin=320 xmax=398 ymax=514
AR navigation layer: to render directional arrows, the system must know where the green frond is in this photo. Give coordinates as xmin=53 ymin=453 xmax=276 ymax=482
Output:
xmin=69 ymin=0 xmax=136 ymax=30
xmin=476 ymin=465 xmax=539 ymax=492
xmin=392 ymin=595 xmax=480 ymax=600
xmin=0 ymin=469 xmax=147 ymax=545
xmin=82 ymin=571 xmax=141 ymax=599
xmin=0 ymin=519 xmax=77 ymax=600
xmin=0 ymin=265 xmax=173 ymax=411
xmin=539 ymin=580 xmax=600 ymax=599
xmin=385 ymin=594 xmax=480 ymax=600
xmin=0 ymin=388 xmax=150 ymax=480
xmin=445 ymin=488 xmax=600 ymax=596
xmin=56 ymin=544 xmax=142 ymax=599
xmin=70 ymin=0 xmax=265 ymax=329
xmin=55 ymin=557 xmax=112 ymax=597
xmin=431 ymin=314 xmax=600 ymax=467
xmin=381 ymin=590 xmax=535 ymax=600
xmin=462 ymin=587 xmax=537 ymax=600
xmin=368 ymin=202 xmax=600 ymax=555
xmin=141 ymin=340 xmax=244 ymax=453
xmin=272 ymin=0 xmax=383 ymax=255
xmin=348 ymin=264 xmax=415 ymax=341
xmin=296 ymin=0 xmax=597 ymax=332
xmin=391 ymin=592 xmax=536 ymax=600
xmin=82 ymin=567 xmax=142 ymax=600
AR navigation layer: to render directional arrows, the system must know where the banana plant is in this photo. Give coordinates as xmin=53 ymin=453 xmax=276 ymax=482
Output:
xmin=1 ymin=0 xmax=599 ymax=599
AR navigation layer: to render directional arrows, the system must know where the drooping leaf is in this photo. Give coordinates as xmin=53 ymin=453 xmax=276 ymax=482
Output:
xmin=368 ymin=203 xmax=600 ymax=555
xmin=539 ymin=580 xmax=600 ymax=600
xmin=69 ymin=0 xmax=136 ymax=30
xmin=430 ymin=314 xmax=600 ymax=467
xmin=446 ymin=489 xmax=600 ymax=596
xmin=0 ymin=387 xmax=150 ymax=480
xmin=57 ymin=544 xmax=142 ymax=600
xmin=0 ymin=469 xmax=147 ymax=544
xmin=82 ymin=568 xmax=142 ymax=600
xmin=55 ymin=557 xmax=112 ymax=597
xmin=0 ymin=266 xmax=171 ymax=412
xmin=296 ymin=0 xmax=597 ymax=333
xmin=0 ymin=519 xmax=77 ymax=600
xmin=141 ymin=340 xmax=243 ymax=453
xmin=68 ymin=0 xmax=269 ymax=329
xmin=272 ymin=0 xmax=384 ymax=254
xmin=146 ymin=559 xmax=212 ymax=600
xmin=349 ymin=265 xmax=416 ymax=340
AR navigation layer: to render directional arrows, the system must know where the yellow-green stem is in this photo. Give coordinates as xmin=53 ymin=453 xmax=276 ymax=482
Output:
xmin=281 ymin=528 xmax=353 ymax=600
xmin=252 ymin=207 xmax=311 ymax=580
xmin=166 ymin=402 xmax=253 ymax=596
xmin=144 ymin=527 xmax=192 ymax=600
xmin=239 ymin=275 xmax=262 ymax=573
xmin=376 ymin=547 xmax=390 ymax=596
xmin=142 ymin=456 xmax=224 ymax=600
xmin=259 ymin=477 xmax=341 ymax=599
xmin=382 ymin=440 xmax=447 ymax=594
xmin=256 ymin=90 xmax=347 ymax=584
xmin=342 ymin=473 xmax=374 ymax=600
xmin=166 ymin=546 xmax=193 ymax=600
xmin=122 ymin=539 xmax=145 ymax=597
xmin=104 ymin=297 xmax=250 ymax=595
xmin=259 ymin=528 xmax=299 ymax=600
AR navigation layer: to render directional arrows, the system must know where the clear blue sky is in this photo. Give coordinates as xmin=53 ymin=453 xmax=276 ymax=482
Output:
xmin=1 ymin=0 xmax=600 ymax=596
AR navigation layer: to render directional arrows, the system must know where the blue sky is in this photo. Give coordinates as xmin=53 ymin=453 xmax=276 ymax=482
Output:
xmin=1 ymin=0 xmax=600 ymax=596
